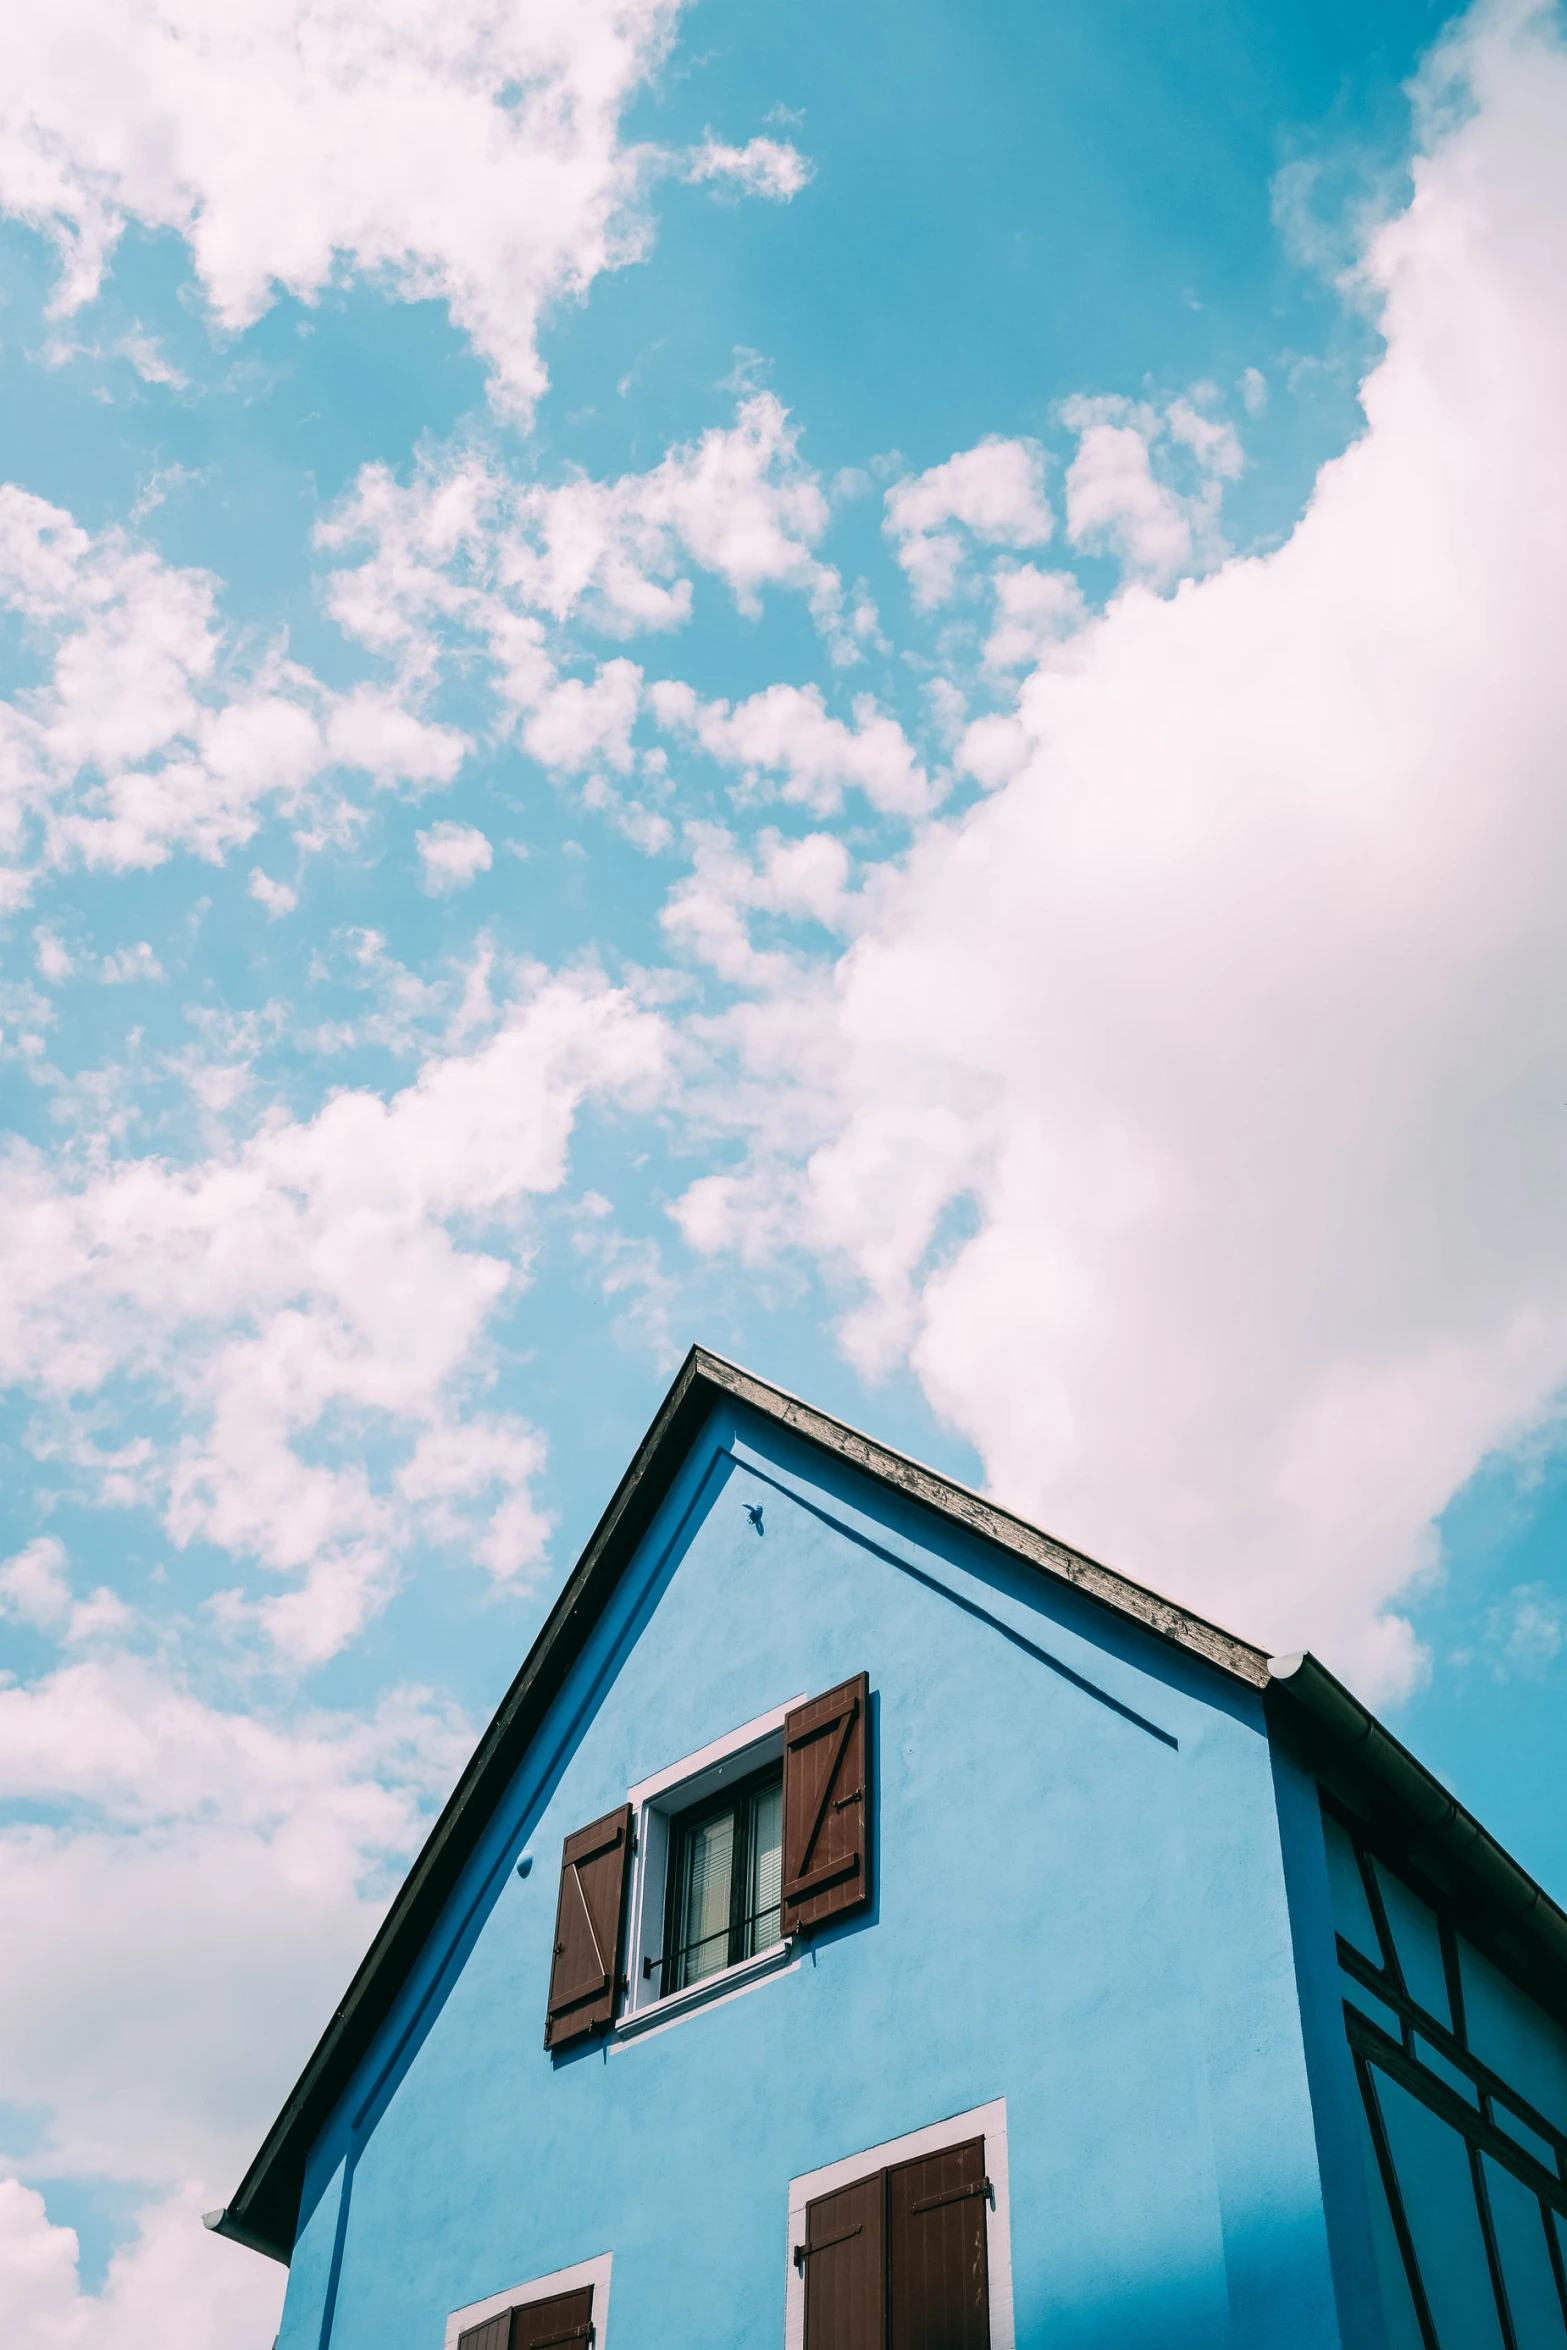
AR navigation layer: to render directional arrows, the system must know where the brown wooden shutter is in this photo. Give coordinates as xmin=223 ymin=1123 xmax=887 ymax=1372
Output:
xmin=543 ymin=1804 xmax=632 ymax=2048
xmin=457 ymin=2288 xmax=594 ymax=2350
xmin=799 ymin=2172 xmax=885 ymax=2350
xmin=782 ymin=1672 xmax=871 ymax=1936
xmin=510 ymin=2286 xmax=594 ymax=2350
xmin=886 ymin=2138 xmax=990 ymax=2350
xmin=456 ymin=2318 xmax=510 ymax=2350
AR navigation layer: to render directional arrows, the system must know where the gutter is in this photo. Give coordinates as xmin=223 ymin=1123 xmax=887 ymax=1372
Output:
xmin=202 ymin=2206 xmax=289 ymax=2266
xmin=1267 ymin=1650 xmax=1567 ymax=1975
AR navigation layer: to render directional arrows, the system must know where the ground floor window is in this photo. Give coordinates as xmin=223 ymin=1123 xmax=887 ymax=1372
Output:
xmin=786 ymin=2102 xmax=1013 ymax=2350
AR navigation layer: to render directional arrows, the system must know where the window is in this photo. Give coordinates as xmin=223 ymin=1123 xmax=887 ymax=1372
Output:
xmin=785 ymin=2102 xmax=1015 ymax=2350
xmin=457 ymin=2289 xmax=592 ymax=2350
xmin=1320 ymin=1798 xmax=1567 ymax=2349
xmin=543 ymin=1675 xmax=873 ymax=2043
xmin=445 ymin=2255 xmax=612 ymax=2350
xmin=661 ymin=1759 xmax=784 ymax=1993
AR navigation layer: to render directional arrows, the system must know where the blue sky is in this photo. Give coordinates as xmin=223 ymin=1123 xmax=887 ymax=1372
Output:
xmin=4 ymin=0 xmax=1567 ymax=2339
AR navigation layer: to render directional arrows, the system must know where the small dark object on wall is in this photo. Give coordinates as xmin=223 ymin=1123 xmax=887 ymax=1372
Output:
xmin=745 ymin=1503 xmax=764 ymax=1534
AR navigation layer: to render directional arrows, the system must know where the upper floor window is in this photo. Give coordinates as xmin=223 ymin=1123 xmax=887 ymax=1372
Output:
xmin=663 ymin=1759 xmax=784 ymax=1993
xmin=542 ymin=1672 xmax=871 ymax=2048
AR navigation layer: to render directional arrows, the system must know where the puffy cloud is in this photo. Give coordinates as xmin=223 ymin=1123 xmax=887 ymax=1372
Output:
xmin=884 ymin=437 xmax=1054 ymax=608
xmin=0 ymin=1535 xmax=72 ymax=1628
xmin=0 ymin=0 xmax=689 ymax=417
xmin=1060 ymin=392 xmax=1243 ymax=585
xmin=0 ymin=2179 xmax=279 ymax=2350
xmin=981 ymin=564 xmax=1089 ymax=674
xmin=652 ymin=678 xmax=935 ymax=818
xmin=524 ymin=661 xmax=643 ymax=776
xmin=685 ymin=135 xmax=814 ymax=201
xmin=662 ymin=821 xmax=853 ymax=987
xmin=247 ymin=869 xmax=296 ymax=918
xmin=0 ymin=969 xmax=668 ymax=1663
xmin=416 ymin=820 xmax=493 ymax=894
xmin=669 ymin=1 xmax=1567 ymax=1699
xmin=0 ymin=1632 xmax=469 ymax=2350
xmin=0 ymin=487 xmax=465 ymax=903
xmin=97 ymin=943 xmax=163 ymax=985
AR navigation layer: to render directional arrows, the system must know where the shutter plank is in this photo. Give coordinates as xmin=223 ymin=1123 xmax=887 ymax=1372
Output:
xmin=511 ymin=2286 xmax=594 ymax=2350
xmin=544 ymin=1806 xmax=633 ymax=2048
xmin=887 ymin=2138 xmax=989 ymax=2350
xmin=801 ymin=2172 xmax=885 ymax=2350
xmin=783 ymin=1674 xmax=871 ymax=1936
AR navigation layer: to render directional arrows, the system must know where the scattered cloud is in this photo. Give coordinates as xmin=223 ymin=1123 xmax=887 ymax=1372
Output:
xmin=0 ymin=968 xmax=668 ymax=1663
xmin=684 ymin=135 xmax=814 ymax=201
xmin=0 ymin=486 xmax=465 ymax=903
xmin=98 ymin=943 xmax=164 ymax=984
xmin=416 ymin=820 xmax=493 ymax=894
xmin=116 ymin=329 xmax=186 ymax=390
xmin=247 ymin=869 xmax=296 ymax=919
xmin=652 ymin=679 xmax=936 ymax=819
xmin=1471 ymin=1582 xmax=1567 ymax=1680
xmin=884 ymin=436 xmax=1054 ymax=609
xmin=1060 ymin=391 xmax=1242 ymax=584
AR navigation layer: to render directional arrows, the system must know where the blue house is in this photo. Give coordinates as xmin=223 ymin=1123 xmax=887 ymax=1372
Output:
xmin=209 ymin=1348 xmax=1567 ymax=2349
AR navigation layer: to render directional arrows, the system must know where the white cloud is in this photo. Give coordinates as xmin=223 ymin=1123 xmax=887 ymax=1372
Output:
xmin=662 ymin=821 xmax=853 ymax=987
xmin=0 ymin=1535 xmax=72 ymax=1628
xmin=884 ymin=437 xmax=1054 ymax=609
xmin=0 ymin=968 xmax=667 ymax=1663
xmin=1060 ymin=392 xmax=1242 ymax=585
xmin=981 ymin=564 xmax=1088 ymax=674
xmin=653 ymin=678 xmax=935 ymax=819
xmin=97 ymin=943 xmax=163 ymax=984
xmin=0 ymin=0 xmax=689 ymax=418
xmin=524 ymin=661 xmax=642 ymax=776
xmin=0 ymin=486 xmax=465 ymax=903
xmin=32 ymin=929 xmax=73 ymax=981
xmin=416 ymin=820 xmax=493 ymax=894
xmin=116 ymin=329 xmax=186 ymax=391
xmin=0 ymin=2178 xmax=280 ymax=2350
xmin=247 ymin=869 xmax=296 ymax=918
xmin=320 ymin=394 xmax=840 ymax=721
xmin=685 ymin=135 xmax=814 ymax=201
xmin=1475 ymin=1582 xmax=1567 ymax=1679
xmin=668 ymin=1 xmax=1567 ymax=1700
xmin=0 ymin=1643 xmax=469 ymax=2350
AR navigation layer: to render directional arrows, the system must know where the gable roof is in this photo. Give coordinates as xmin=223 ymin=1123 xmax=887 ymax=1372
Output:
xmin=208 ymin=1344 xmax=1567 ymax=2264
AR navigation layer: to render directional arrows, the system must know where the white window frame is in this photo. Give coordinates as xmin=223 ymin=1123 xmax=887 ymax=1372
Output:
xmin=443 ymin=2251 xmax=613 ymax=2350
xmin=614 ymin=1695 xmax=805 ymax=2039
xmin=783 ymin=2099 xmax=1015 ymax=2350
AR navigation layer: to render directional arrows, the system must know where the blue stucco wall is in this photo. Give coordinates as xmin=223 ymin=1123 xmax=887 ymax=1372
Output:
xmin=275 ymin=1400 xmax=1348 ymax=2350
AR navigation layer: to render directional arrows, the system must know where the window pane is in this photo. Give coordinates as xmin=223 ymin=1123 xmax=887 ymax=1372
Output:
xmin=1377 ymin=2069 xmax=1506 ymax=2350
xmin=1323 ymin=1814 xmax=1383 ymax=1965
xmin=749 ymin=1777 xmax=783 ymax=1955
xmin=1354 ymin=2076 xmax=1427 ymax=2350
xmin=1374 ymin=1862 xmax=1451 ymax=2031
xmin=680 ymin=1809 xmax=735 ymax=1986
xmin=1460 ymin=1939 xmax=1567 ymax=2138
xmin=1493 ymin=2102 xmax=1561 ymax=2176
xmin=1482 ymin=2157 xmax=1567 ymax=2350
xmin=1343 ymin=1965 xmax=1403 ymax=2041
